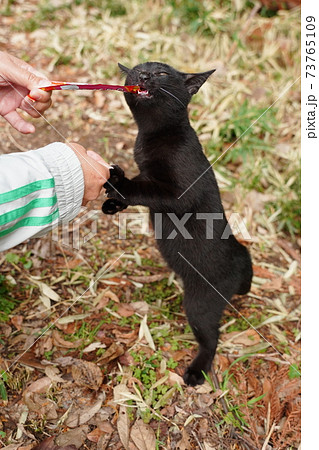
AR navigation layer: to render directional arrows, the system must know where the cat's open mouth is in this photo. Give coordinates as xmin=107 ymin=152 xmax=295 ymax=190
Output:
xmin=137 ymin=87 xmax=151 ymax=98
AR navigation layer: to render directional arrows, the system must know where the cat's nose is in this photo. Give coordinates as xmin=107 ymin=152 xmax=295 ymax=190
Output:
xmin=139 ymin=72 xmax=150 ymax=82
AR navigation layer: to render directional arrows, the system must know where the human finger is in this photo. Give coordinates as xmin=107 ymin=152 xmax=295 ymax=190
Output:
xmin=21 ymin=95 xmax=52 ymax=117
xmin=28 ymin=83 xmax=52 ymax=103
xmin=67 ymin=143 xmax=110 ymax=204
xmin=86 ymin=150 xmax=112 ymax=169
xmin=0 ymin=52 xmax=49 ymax=90
xmin=2 ymin=110 xmax=35 ymax=133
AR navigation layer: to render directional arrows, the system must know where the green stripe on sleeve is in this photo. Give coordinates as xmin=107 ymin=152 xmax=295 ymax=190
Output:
xmin=0 ymin=209 xmax=60 ymax=238
xmin=0 ymin=196 xmax=58 ymax=226
xmin=0 ymin=179 xmax=55 ymax=204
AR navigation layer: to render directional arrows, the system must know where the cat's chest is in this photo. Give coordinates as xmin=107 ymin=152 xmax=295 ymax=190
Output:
xmin=133 ymin=144 xmax=168 ymax=174
xmin=134 ymin=133 xmax=178 ymax=168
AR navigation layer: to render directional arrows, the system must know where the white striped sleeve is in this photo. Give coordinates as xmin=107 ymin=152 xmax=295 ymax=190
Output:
xmin=0 ymin=143 xmax=84 ymax=251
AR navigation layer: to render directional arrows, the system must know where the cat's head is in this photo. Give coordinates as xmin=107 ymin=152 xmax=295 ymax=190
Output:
xmin=118 ymin=62 xmax=215 ymax=110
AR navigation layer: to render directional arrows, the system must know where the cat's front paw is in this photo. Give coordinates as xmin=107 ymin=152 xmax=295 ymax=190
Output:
xmin=104 ymin=164 xmax=125 ymax=194
xmin=183 ymin=366 xmax=206 ymax=386
xmin=102 ymin=199 xmax=127 ymax=215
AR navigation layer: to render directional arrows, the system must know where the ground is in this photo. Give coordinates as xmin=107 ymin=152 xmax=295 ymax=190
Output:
xmin=0 ymin=1 xmax=300 ymax=449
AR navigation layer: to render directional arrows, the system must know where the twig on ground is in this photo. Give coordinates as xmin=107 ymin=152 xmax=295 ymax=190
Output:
xmin=261 ymin=422 xmax=276 ymax=450
xmin=211 ymin=366 xmax=228 ymax=415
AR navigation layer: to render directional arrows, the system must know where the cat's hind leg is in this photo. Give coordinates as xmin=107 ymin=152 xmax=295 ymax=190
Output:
xmin=235 ymin=247 xmax=253 ymax=295
xmin=182 ymin=286 xmax=226 ymax=386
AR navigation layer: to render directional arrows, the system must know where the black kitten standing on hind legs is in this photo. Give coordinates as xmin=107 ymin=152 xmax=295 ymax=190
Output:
xmin=102 ymin=62 xmax=253 ymax=386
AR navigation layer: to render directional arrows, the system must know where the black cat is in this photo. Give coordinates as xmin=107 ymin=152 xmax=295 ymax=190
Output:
xmin=102 ymin=62 xmax=253 ymax=386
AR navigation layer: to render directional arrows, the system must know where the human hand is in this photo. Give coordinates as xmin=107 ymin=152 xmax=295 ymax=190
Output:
xmin=67 ymin=143 xmax=111 ymax=206
xmin=0 ymin=51 xmax=52 ymax=133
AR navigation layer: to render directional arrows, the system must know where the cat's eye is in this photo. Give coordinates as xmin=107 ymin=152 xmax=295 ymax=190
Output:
xmin=156 ymin=72 xmax=168 ymax=76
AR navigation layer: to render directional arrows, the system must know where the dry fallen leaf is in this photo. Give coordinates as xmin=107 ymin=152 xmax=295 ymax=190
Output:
xmin=119 ymin=352 xmax=135 ymax=366
xmin=11 ymin=315 xmax=23 ymax=331
xmin=117 ymin=303 xmax=135 ymax=317
xmin=35 ymin=335 xmax=53 ymax=357
xmin=97 ymin=342 xmax=125 ymax=363
xmin=87 ymin=421 xmax=114 ymax=445
xmin=55 ymin=425 xmax=89 ymax=448
xmin=222 ymin=329 xmax=261 ymax=347
xmin=113 ymin=383 xmax=132 ymax=402
xmin=117 ymin=406 xmax=130 ymax=450
xmin=55 ymin=322 xmax=76 ymax=335
xmin=203 ymin=442 xmax=217 ymax=450
xmin=57 ymin=314 xmax=91 ymax=325
xmin=39 ymin=282 xmax=60 ymax=301
xmin=82 ymin=342 xmax=106 ymax=353
xmin=104 ymin=290 xmax=120 ymax=303
xmin=95 ymin=296 xmax=111 ymax=310
xmin=45 ymin=366 xmax=66 ymax=383
xmin=86 ymin=427 xmax=104 ymax=443
xmin=71 ymin=359 xmax=104 ymax=390
xmin=261 ymin=277 xmax=283 ymax=290
xmin=65 ymin=391 xmax=105 ymax=428
xmin=129 ymin=274 xmax=166 ymax=283
xmin=53 ymin=356 xmax=75 ymax=367
xmin=130 ymin=419 xmax=156 ymax=450
xmin=39 ymin=294 xmax=51 ymax=309
xmin=252 ymin=265 xmax=276 ymax=279
xmin=263 ymin=378 xmax=273 ymax=405
xmin=0 ymin=323 xmax=12 ymax=338
xmin=176 ymin=429 xmax=192 ymax=450
xmin=98 ymin=421 xmax=114 ymax=434
xmin=27 ymin=276 xmax=60 ymax=302
xmin=167 ymin=371 xmax=185 ymax=386
xmin=195 ymin=381 xmax=213 ymax=394
xmin=138 ymin=315 xmax=155 ymax=350
xmin=113 ymin=328 xmax=138 ymax=344
xmin=112 ymin=382 xmax=133 ymax=449
xmin=244 ymin=190 xmax=276 ymax=213
xmin=24 ymin=377 xmax=52 ymax=395
xmin=131 ymin=301 xmax=149 ymax=316
xmin=18 ymin=351 xmax=47 ymax=370
xmin=23 ymin=377 xmax=57 ymax=419
xmin=52 ymin=330 xmax=83 ymax=349
xmin=33 ymin=435 xmax=78 ymax=449
xmin=0 ymin=445 xmax=24 ymax=450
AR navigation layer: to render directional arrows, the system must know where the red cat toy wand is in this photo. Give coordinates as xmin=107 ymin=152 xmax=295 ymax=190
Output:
xmin=28 ymin=81 xmax=143 ymax=99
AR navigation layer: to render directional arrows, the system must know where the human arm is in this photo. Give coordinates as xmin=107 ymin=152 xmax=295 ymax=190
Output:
xmin=0 ymin=51 xmax=52 ymax=133
xmin=0 ymin=142 xmax=110 ymax=251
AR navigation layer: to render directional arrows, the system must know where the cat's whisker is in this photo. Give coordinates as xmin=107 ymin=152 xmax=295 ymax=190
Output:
xmin=159 ymin=87 xmax=186 ymax=108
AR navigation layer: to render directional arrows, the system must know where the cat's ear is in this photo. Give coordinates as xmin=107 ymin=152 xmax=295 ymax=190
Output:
xmin=183 ymin=69 xmax=216 ymax=95
xmin=118 ymin=63 xmax=131 ymax=75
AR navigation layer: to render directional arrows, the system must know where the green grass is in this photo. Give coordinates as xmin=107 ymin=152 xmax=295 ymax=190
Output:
xmin=208 ymin=100 xmax=278 ymax=164
xmin=204 ymin=355 xmax=266 ymax=431
xmin=2 ymin=1 xmax=301 ymax=446
xmin=0 ymin=274 xmax=18 ymax=322
xmin=13 ymin=0 xmax=128 ymax=32
xmin=132 ymin=279 xmax=180 ymax=304
xmin=288 ymin=363 xmax=301 ymax=379
xmin=0 ymin=0 xmax=15 ymax=16
xmin=121 ymin=350 xmax=180 ymax=423
xmin=0 ymin=371 xmax=8 ymax=401
xmin=205 ymin=96 xmax=300 ymax=237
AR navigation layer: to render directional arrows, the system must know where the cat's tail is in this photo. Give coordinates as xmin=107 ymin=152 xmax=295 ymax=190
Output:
xmin=234 ymin=243 xmax=253 ymax=295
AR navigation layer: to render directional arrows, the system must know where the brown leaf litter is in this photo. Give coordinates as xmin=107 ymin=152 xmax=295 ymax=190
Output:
xmin=0 ymin=1 xmax=300 ymax=448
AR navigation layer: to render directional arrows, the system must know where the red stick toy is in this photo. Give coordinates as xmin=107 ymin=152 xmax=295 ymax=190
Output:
xmin=38 ymin=81 xmax=141 ymax=94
